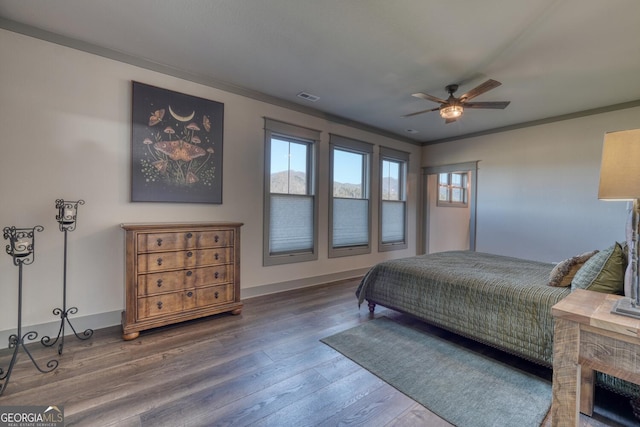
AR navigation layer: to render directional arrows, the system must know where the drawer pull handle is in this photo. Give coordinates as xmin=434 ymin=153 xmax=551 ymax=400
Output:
xmin=214 ymin=291 xmax=219 ymax=299
xmin=214 ymin=253 xmax=219 ymax=260
xmin=214 ymin=271 xmax=219 ymax=279
xmin=186 ymin=270 xmax=193 ymax=277
xmin=157 ymin=279 xmax=163 ymax=287
xmin=157 ymin=301 xmax=163 ymax=310
xmin=214 ymin=235 xmax=219 ymax=243
xmin=187 ymin=251 xmax=193 ymax=258
xmin=186 ymin=232 xmax=193 ymax=239
xmin=156 ymin=238 xmax=163 ymax=247
xmin=156 ymin=257 xmax=163 ymax=266
xmin=187 ymin=291 xmax=193 ymax=297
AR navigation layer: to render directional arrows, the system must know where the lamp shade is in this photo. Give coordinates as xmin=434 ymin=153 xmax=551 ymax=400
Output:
xmin=598 ymin=129 xmax=640 ymax=200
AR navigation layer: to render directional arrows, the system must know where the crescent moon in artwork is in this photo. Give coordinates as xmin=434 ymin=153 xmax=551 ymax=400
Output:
xmin=168 ymin=105 xmax=195 ymax=122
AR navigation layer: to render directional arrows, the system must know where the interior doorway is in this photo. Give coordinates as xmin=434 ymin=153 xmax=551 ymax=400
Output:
xmin=422 ymin=162 xmax=478 ymax=254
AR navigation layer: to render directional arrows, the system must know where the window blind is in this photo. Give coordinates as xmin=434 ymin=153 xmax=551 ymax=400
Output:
xmin=332 ymin=198 xmax=369 ymax=247
xmin=269 ymin=194 xmax=314 ymax=253
xmin=381 ymin=200 xmax=405 ymax=243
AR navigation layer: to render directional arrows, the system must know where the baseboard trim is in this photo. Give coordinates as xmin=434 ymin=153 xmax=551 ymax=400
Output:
xmin=0 ymin=310 xmax=122 ymax=347
xmin=0 ymin=268 xmax=369 ymax=343
xmin=241 ymin=268 xmax=369 ymax=299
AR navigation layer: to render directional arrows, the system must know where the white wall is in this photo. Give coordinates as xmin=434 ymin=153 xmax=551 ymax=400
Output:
xmin=0 ymin=29 xmax=421 ymax=335
xmin=423 ymin=108 xmax=640 ymax=263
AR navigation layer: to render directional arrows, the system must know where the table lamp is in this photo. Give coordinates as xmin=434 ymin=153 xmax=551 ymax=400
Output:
xmin=598 ymin=128 xmax=640 ymax=318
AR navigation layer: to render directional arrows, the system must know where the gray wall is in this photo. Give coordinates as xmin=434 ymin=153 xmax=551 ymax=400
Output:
xmin=422 ymin=107 xmax=640 ymax=263
xmin=0 ymin=29 xmax=421 ymax=336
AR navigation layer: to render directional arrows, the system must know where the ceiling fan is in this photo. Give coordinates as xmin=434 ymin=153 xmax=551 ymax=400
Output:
xmin=404 ymin=79 xmax=510 ymax=123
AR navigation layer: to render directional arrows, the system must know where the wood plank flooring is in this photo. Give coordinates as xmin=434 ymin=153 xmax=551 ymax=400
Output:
xmin=0 ymin=279 xmax=637 ymax=426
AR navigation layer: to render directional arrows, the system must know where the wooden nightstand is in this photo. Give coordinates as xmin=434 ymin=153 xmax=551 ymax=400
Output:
xmin=551 ymin=289 xmax=640 ymax=426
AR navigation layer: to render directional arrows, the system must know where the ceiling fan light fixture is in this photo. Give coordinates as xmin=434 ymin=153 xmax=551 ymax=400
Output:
xmin=440 ymin=104 xmax=463 ymax=120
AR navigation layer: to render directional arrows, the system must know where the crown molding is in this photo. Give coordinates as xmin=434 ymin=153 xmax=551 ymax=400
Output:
xmin=422 ymin=100 xmax=640 ymax=145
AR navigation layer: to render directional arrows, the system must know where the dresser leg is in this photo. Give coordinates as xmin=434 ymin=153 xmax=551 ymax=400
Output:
xmin=122 ymin=331 xmax=140 ymax=341
xmin=231 ymin=308 xmax=242 ymax=315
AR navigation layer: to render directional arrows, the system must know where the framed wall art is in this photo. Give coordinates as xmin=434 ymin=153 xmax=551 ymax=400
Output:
xmin=131 ymin=81 xmax=224 ymax=203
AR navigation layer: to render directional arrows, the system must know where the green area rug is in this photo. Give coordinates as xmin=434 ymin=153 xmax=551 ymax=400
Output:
xmin=321 ymin=317 xmax=551 ymax=427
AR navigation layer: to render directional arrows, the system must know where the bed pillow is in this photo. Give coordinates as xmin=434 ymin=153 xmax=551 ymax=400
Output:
xmin=570 ymin=243 xmax=626 ymax=294
xmin=548 ymin=250 xmax=599 ymax=287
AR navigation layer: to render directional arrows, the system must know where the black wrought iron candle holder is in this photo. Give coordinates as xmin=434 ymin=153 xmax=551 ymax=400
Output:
xmin=41 ymin=199 xmax=93 ymax=355
xmin=0 ymin=225 xmax=59 ymax=396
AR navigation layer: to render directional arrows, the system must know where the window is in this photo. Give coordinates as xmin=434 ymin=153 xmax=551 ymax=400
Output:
xmin=379 ymin=147 xmax=409 ymax=251
xmin=329 ymin=135 xmax=372 ymax=257
xmin=437 ymin=172 xmax=468 ymax=207
xmin=263 ymin=119 xmax=319 ymax=266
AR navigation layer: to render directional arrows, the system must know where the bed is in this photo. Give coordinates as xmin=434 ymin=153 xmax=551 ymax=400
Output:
xmin=356 ymin=250 xmax=640 ymax=399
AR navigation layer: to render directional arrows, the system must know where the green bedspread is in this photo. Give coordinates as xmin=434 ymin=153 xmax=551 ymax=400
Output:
xmin=356 ymin=251 xmax=567 ymax=365
xmin=356 ymin=250 xmax=640 ymax=398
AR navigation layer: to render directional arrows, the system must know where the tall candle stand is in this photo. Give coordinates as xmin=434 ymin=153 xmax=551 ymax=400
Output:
xmin=0 ymin=226 xmax=58 ymax=396
xmin=41 ymin=199 xmax=93 ymax=355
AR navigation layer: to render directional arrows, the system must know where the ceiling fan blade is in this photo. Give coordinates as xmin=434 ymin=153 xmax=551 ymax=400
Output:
xmin=463 ymin=101 xmax=511 ymax=109
xmin=402 ymin=107 xmax=440 ymax=118
xmin=458 ymin=79 xmax=502 ymax=101
xmin=412 ymin=92 xmax=447 ymax=104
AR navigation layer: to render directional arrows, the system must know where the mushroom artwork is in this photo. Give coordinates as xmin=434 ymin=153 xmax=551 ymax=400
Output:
xmin=154 ymin=141 xmax=206 ymax=162
xmin=140 ymin=112 xmax=217 ymax=185
xmin=132 ymin=81 xmax=223 ymax=203
xmin=151 ymin=139 xmax=207 ymax=184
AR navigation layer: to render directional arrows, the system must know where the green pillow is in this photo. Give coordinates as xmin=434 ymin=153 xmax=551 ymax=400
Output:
xmin=571 ymin=243 xmax=626 ymax=294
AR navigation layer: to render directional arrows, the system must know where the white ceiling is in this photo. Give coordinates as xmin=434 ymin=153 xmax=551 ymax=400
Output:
xmin=1 ymin=0 xmax=640 ymax=144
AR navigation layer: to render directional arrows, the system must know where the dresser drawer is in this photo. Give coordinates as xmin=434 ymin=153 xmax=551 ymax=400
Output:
xmin=138 ymin=265 xmax=233 ymax=296
xmin=138 ymin=230 xmax=234 ymax=253
xmin=137 ymin=285 xmax=232 ymax=320
xmin=137 ymin=247 xmax=233 ymax=273
xmin=137 ymin=292 xmax=192 ymax=320
xmin=196 ymin=284 xmax=234 ymax=307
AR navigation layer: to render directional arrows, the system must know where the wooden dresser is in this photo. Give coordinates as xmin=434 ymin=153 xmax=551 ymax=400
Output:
xmin=120 ymin=222 xmax=243 ymax=340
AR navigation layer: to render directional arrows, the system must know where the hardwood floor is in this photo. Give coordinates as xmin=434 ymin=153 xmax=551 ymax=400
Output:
xmin=0 ymin=279 xmax=637 ymax=426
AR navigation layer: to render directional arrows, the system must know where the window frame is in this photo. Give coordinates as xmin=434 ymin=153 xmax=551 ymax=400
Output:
xmin=328 ymin=134 xmax=373 ymax=258
xmin=378 ymin=146 xmax=409 ymax=252
xmin=263 ymin=118 xmax=320 ymax=266
xmin=437 ymin=172 xmax=469 ymax=208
